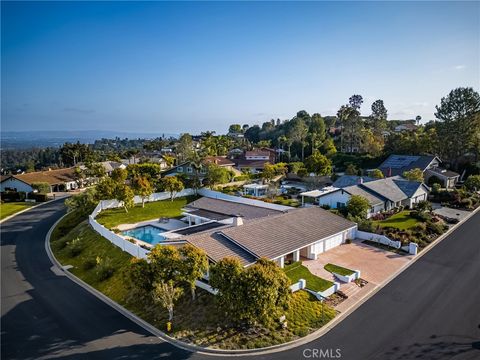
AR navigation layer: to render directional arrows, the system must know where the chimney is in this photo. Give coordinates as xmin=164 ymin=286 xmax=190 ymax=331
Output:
xmin=232 ymin=216 xmax=244 ymax=227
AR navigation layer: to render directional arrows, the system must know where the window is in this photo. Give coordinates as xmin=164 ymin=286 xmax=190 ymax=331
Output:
xmin=187 ymin=167 xmax=193 ymax=173
xmin=200 ymin=168 xmax=206 ymax=174
xmin=177 ymin=166 xmax=183 ymax=172
xmin=336 ymin=202 xmax=345 ymax=208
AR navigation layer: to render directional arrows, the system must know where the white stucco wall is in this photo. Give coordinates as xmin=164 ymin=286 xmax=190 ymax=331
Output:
xmin=0 ymin=178 xmax=34 ymax=193
xmin=317 ymin=190 xmax=351 ymax=209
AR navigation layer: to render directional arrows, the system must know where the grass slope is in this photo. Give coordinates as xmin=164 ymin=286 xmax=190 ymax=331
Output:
xmin=284 ymin=262 xmax=334 ymax=292
xmin=373 ymin=210 xmax=420 ymax=230
xmin=0 ymin=202 xmax=34 ymax=220
xmin=95 ymin=195 xmax=198 ymax=228
xmin=50 ymin=211 xmax=336 ymax=349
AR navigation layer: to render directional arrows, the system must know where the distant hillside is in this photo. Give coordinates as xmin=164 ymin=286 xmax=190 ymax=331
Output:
xmin=1 ymin=130 xmax=179 ymax=149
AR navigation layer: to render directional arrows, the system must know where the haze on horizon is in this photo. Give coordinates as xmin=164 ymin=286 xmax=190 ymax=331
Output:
xmin=1 ymin=1 xmax=479 ymax=135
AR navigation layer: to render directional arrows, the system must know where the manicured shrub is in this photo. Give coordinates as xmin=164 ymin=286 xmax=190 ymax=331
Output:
xmin=411 ymin=210 xmax=431 ymax=222
xmin=82 ymin=258 xmax=97 ymax=271
xmin=426 ymin=221 xmax=444 ymax=235
xmin=95 ymin=256 xmax=115 ymax=281
xmin=66 ymin=238 xmax=83 ymax=257
xmin=320 ymin=204 xmax=331 ymax=210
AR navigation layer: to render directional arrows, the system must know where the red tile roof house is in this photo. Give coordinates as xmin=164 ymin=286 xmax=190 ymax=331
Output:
xmin=177 ymin=197 xmax=357 ymax=268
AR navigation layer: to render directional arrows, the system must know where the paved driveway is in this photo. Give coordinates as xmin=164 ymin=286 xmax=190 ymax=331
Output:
xmin=303 ymin=240 xmax=413 ymax=286
xmin=432 ymin=205 xmax=471 ymax=221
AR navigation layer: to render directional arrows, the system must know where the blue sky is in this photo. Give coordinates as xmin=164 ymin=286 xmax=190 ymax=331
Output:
xmin=2 ymin=1 xmax=479 ymax=134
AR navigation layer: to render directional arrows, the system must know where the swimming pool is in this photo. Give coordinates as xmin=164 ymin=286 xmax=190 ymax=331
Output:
xmin=122 ymin=225 xmax=169 ymax=245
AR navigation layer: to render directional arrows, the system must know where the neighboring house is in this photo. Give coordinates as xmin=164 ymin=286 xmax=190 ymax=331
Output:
xmin=163 ymin=156 xmax=235 ymax=178
xmin=242 ymin=183 xmax=269 ymax=197
xmin=0 ymin=167 xmax=79 ymax=193
xmin=378 ymin=154 xmax=459 ymax=188
xmin=301 ymin=176 xmax=430 ymax=218
xmin=424 ymin=168 xmax=460 ymax=189
xmin=181 ymin=197 xmax=357 ymax=267
xmin=99 ymin=161 xmax=126 ymax=175
xmin=394 ymin=123 xmax=418 ymax=132
xmin=233 ymin=149 xmax=275 ymax=173
xmin=332 ymin=175 xmax=375 ymax=188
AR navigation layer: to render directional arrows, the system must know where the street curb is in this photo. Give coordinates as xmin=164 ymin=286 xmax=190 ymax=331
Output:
xmin=44 ymin=206 xmax=480 ymax=357
xmin=45 ymin=213 xmax=304 ymax=356
xmin=0 ymin=199 xmax=56 ymax=224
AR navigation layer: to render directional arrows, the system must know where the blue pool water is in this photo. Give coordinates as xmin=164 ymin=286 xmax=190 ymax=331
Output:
xmin=122 ymin=225 xmax=168 ymax=245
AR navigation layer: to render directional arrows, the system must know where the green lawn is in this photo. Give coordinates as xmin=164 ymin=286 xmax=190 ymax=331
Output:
xmin=373 ymin=210 xmax=420 ymax=230
xmin=324 ymin=263 xmax=354 ymax=276
xmin=0 ymin=202 xmax=35 ymax=220
xmin=50 ymin=212 xmax=336 ymax=349
xmin=284 ymin=261 xmax=334 ymax=292
xmin=95 ymin=195 xmax=198 ymax=228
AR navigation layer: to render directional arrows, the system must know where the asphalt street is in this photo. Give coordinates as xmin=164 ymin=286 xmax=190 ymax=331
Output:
xmin=1 ymin=200 xmax=479 ymax=360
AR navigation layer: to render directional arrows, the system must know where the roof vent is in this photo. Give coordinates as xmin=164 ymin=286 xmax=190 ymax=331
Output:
xmin=232 ymin=216 xmax=244 ymax=227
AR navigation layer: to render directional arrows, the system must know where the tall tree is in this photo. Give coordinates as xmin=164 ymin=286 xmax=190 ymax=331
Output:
xmin=370 ymin=99 xmax=388 ymax=135
xmin=159 ymin=176 xmax=184 ymax=201
xmin=178 ymin=244 xmax=209 ymax=300
xmin=403 ymin=168 xmax=424 ymax=182
xmin=176 ymin=133 xmax=194 ymax=162
xmin=288 ymin=119 xmax=308 ymax=161
xmin=434 ymin=87 xmax=480 ymax=169
xmin=338 ymin=95 xmax=364 ymax=153
xmin=152 ymin=280 xmax=183 ymax=322
xmin=304 ymin=151 xmax=332 ymax=175
xmin=132 ymin=176 xmax=153 ymax=207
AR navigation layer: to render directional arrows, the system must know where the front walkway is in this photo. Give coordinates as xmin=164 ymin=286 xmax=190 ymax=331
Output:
xmin=303 ymin=240 xmax=413 ymax=312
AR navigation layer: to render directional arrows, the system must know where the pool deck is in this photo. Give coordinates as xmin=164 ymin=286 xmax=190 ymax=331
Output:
xmin=116 ymin=218 xmax=188 ymax=240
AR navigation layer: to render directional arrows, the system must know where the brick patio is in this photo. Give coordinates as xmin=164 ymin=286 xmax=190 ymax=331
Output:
xmin=303 ymin=239 xmax=413 ymax=286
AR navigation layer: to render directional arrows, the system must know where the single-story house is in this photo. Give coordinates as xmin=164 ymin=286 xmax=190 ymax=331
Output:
xmin=424 ymin=168 xmax=460 ymax=189
xmin=378 ymin=154 xmax=459 ymax=188
xmin=242 ymin=183 xmax=269 ymax=197
xmin=163 ymin=156 xmax=236 ymax=178
xmin=0 ymin=167 xmax=79 ymax=193
xmin=180 ymin=199 xmax=356 ymax=267
xmin=301 ymin=176 xmax=430 ymax=218
xmin=99 ymin=161 xmax=126 ymax=175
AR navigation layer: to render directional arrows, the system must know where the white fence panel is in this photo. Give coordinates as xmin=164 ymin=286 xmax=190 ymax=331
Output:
xmin=195 ymin=280 xmax=218 ymax=295
xmin=124 ymin=239 xmax=141 ymax=257
xmin=356 ymin=230 xmax=401 ymax=249
xmin=198 ymin=188 xmax=292 ymax=211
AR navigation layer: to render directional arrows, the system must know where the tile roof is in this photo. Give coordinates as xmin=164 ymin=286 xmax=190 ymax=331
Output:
xmin=343 ymin=185 xmax=385 ymax=206
xmin=233 ymin=159 xmax=270 ymax=169
xmin=5 ymin=168 xmax=77 ymax=186
xmin=359 ymin=176 xmax=426 ymax=202
xmin=219 ymin=207 xmax=356 ymax=260
xmin=184 ymin=231 xmax=258 ymax=265
xmin=203 ymin=156 xmax=235 ymax=167
xmin=333 ymin=175 xmax=376 ymax=188
xmin=426 ymin=168 xmax=460 ymax=178
xmin=185 ymin=197 xmax=283 ymax=221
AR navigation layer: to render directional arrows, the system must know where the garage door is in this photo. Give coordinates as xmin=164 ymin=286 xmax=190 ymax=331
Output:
xmin=324 ymin=233 xmax=344 ymax=251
